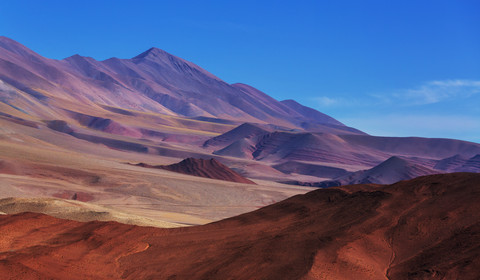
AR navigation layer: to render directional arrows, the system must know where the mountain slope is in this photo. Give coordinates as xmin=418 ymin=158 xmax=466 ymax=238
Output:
xmin=0 ymin=173 xmax=479 ymax=279
xmin=0 ymin=36 xmax=354 ymax=131
xmin=1 ymin=35 xmax=480 ymax=186
xmin=205 ymin=123 xmax=480 ymax=169
xmin=458 ymin=154 xmax=480 ymax=172
xmin=213 ymin=138 xmax=257 ymax=159
xmin=340 ymin=134 xmax=480 ymax=159
xmin=280 ymin=99 xmax=343 ymax=126
xmin=273 ymin=160 xmax=349 ymax=178
xmin=203 ymin=122 xmax=272 ymax=149
xmin=134 ymin=158 xmax=256 ymax=184
xmin=334 ymin=156 xmax=439 ymax=185
xmin=434 ymin=154 xmax=469 ymax=172
xmin=207 ymin=128 xmax=389 ymax=165
xmin=0 ymin=197 xmax=181 ymax=228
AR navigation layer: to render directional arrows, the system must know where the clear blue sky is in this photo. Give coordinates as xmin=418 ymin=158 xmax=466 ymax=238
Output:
xmin=1 ymin=0 xmax=479 ymax=142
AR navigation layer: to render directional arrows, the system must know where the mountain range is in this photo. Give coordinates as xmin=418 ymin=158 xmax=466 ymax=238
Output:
xmin=0 ymin=36 xmax=356 ymax=132
xmin=2 ymin=36 xmax=480 ymax=188
xmin=1 ymin=36 xmax=480 ymax=279
xmin=1 ymin=36 xmax=480 ymax=187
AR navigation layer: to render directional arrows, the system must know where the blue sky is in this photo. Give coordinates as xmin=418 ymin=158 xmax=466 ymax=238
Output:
xmin=1 ymin=0 xmax=479 ymax=142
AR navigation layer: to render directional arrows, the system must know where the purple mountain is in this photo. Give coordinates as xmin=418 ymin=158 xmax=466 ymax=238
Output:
xmin=0 ymin=36 xmax=358 ymax=133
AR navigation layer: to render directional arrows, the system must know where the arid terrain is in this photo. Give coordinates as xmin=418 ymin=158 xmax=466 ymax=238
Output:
xmin=1 ymin=173 xmax=479 ymax=279
xmin=0 ymin=123 xmax=309 ymax=225
xmin=1 ymin=36 xmax=480 ymax=279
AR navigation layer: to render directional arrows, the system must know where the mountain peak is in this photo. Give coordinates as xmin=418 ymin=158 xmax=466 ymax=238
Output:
xmin=70 ymin=54 xmax=82 ymax=58
xmin=160 ymin=157 xmax=256 ymax=184
xmin=131 ymin=46 xmax=223 ymax=82
xmin=63 ymin=53 xmax=97 ymax=61
xmin=132 ymin=47 xmax=169 ymax=60
xmin=382 ymin=156 xmax=406 ymax=164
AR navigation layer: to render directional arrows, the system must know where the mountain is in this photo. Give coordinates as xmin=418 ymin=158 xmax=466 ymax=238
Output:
xmin=2 ymin=37 xmax=480 ymax=277
xmin=0 ymin=36 xmax=357 ymax=132
xmin=1 ymin=173 xmax=479 ymax=279
xmin=251 ymin=132 xmax=384 ymax=164
xmin=434 ymin=154 xmax=480 ymax=173
xmin=213 ymin=138 xmax=257 ymax=159
xmin=340 ymin=134 xmax=480 ymax=159
xmin=1 ymin=35 xmax=480 ymax=188
xmin=204 ymin=127 xmax=388 ymax=165
xmin=288 ymin=156 xmax=439 ymax=187
xmin=272 ymin=160 xmax=349 ymax=178
xmin=458 ymin=154 xmax=480 ymax=172
xmin=134 ymin=157 xmax=256 ymax=184
xmin=334 ymin=156 xmax=439 ymax=185
xmin=434 ymin=154 xmax=469 ymax=172
xmin=205 ymin=125 xmax=480 ymax=170
xmin=203 ymin=122 xmax=272 ymax=149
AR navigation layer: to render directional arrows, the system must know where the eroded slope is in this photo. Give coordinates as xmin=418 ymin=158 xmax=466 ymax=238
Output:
xmin=0 ymin=173 xmax=479 ymax=279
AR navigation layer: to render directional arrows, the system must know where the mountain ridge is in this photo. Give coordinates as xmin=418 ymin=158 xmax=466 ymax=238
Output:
xmin=0 ymin=36 xmax=356 ymax=132
xmin=1 ymin=36 xmax=480 ymax=188
xmin=1 ymin=173 xmax=479 ymax=279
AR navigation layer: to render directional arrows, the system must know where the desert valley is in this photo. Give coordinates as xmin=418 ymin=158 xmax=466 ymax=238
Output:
xmin=0 ymin=35 xmax=480 ymax=279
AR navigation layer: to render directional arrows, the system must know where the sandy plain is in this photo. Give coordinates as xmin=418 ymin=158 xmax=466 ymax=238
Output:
xmin=0 ymin=117 xmax=311 ymax=226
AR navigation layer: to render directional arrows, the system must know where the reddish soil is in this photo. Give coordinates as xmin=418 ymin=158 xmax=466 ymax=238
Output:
xmin=135 ymin=157 xmax=256 ymax=184
xmin=0 ymin=173 xmax=479 ymax=279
